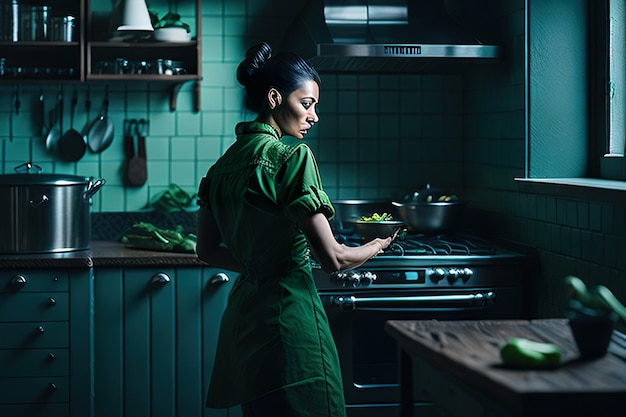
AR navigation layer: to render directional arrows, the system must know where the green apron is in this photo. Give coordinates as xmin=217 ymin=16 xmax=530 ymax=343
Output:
xmin=198 ymin=121 xmax=346 ymax=417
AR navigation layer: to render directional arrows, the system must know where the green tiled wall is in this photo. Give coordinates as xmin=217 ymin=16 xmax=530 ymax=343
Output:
xmin=462 ymin=0 xmax=626 ymax=318
xmin=2 ymin=0 xmax=625 ymax=319
xmin=0 ymin=0 xmax=465 ymax=212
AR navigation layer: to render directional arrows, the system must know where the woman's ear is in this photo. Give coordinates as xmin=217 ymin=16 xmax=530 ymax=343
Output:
xmin=267 ymin=87 xmax=282 ymax=109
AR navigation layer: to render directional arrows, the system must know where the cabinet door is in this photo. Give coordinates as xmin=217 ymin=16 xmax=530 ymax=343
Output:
xmin=94 ymin=267 xmax=176 ymax=417
xmin=201 ymin=268 xmax=242 ymax=417
xmin=93 ymin=266 xmax=238 ymax=417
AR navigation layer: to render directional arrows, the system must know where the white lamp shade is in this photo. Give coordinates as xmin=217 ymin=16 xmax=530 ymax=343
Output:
xmin=111 ymin=0 xmax=154 ymax=32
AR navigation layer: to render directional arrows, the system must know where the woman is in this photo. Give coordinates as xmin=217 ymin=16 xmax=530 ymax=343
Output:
xmin=196 ymin=42 xmax=396 ymax=417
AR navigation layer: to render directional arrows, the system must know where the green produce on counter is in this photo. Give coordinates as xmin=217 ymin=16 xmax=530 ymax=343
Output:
xmin=149 ymin=183 xmax=198 ymax=214
xmin=500 ymin=337 xmax=562 ymax=368
xmin=122 ymin=222 xmax=197 ymax=253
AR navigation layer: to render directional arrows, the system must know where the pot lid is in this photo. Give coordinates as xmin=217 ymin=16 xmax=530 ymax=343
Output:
xmin=0 ymin=173 xmax=92 ymax=186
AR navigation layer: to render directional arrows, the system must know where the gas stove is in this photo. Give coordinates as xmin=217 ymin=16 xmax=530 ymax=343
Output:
xmin=313 ymin=230 xmax=536 ymax=417
xmin=314 ymin=231 xmax=533 ymax=290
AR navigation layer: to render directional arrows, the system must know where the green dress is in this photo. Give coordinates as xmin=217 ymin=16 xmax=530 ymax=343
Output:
xmin=198 ymin=121 xmax=346 ymax=417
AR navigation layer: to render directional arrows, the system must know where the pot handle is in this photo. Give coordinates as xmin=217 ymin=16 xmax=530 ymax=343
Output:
xmin=84 ymin=177 xmax=106 ymax=199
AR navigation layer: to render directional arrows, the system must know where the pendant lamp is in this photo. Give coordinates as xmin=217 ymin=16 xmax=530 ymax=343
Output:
xmin=110 ymin=0 xmax=154 ymax=32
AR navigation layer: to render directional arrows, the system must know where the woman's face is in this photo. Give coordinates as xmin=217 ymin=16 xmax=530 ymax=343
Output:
xmin=274 ymin=80 xmax=320 ymax=139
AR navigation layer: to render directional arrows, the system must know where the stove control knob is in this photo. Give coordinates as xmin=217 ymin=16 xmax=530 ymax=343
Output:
xmin=429 ymin=268 xmax=446 ymax=283
xmin=460 ymin=268 xmax=473 ymax=282
xmin=447 ymin=268 xmax=461 ymax=284
xmin=361 ymin=271 xmax=377 ymax=285
xmin=346 ymin=270 xmax=362 ymax=287
xmin=331 ymin=270 xmax=375 ymax=287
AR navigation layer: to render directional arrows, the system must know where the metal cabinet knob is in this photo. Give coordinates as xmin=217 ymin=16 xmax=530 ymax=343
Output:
xmin=209 ymin=272 xmax=229 ymax=285
xmin=48 ymin=383 xmax=57 ymax=391
xmin=48 ymin=353 xmax=56 ymax=360
xmin=36 ymin=326 xmax=45 ymax=334
xmin=48 ymin=297 xmax=56 ymax=306
xmin=151 ymin=272 xmax=171 ymax=284
xmin=10 ymin=275 xmax=27 ymax=288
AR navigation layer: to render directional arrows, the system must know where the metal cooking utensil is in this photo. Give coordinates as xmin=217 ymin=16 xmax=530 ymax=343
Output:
xmin=45 ymin=87 xmax=63 ymax=152
xmin=58 ymin=89 xmax=87 ymax=161
xmin=123 ymin=118 xmax=147 ymax=186
xmin=87 ymin=86 xmax=114 ymax=153
xmin=352 ymin=220 xmax=406 ymax=241
xmin=38 ymin=88 xmax=47 ymax=137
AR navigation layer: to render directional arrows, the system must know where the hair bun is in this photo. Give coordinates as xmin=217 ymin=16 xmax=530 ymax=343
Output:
xmin=237 ymin=42 xmax=272 ymax=86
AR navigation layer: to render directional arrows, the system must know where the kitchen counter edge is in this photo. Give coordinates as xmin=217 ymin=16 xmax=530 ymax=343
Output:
xmin=0 ymin=241 xmax=208 ymax=269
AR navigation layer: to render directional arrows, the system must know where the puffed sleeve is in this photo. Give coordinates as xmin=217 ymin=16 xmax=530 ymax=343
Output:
xmin=278 ymin=143 xmax=335 ymax=223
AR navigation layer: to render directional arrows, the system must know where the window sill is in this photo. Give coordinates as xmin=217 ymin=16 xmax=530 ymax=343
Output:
xmin=515 ymin=177 xmax=626 ymax=203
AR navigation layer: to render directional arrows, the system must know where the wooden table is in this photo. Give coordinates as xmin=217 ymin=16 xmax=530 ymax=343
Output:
xmin=385 ymin=319 xmax=626 ymax=417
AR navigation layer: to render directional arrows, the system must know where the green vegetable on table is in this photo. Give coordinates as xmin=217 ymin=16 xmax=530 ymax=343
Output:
xmin=500 ymin=337 xmax=562 ymax=368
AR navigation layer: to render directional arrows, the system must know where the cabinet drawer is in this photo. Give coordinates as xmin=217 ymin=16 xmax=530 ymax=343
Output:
xmin=0 ymin=349 xmax=69 ymax=377
xmin=0 ymin=293 xmax=69 ymax=322
xmin=0 ymin=322 xmax=69 ymax=349
xmin=0 ymin=402 xmax=69 ymax=417
xmin=0 ymin=376 xmax=68 ymax=403
xmin=0 ymin=271 xmax=69 ymax=292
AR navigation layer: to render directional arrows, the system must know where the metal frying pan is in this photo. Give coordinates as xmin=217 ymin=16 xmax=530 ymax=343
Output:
xmin=58 ymin=89 xmax=87 ymax=161
xmin=87 ymin=87 xmax=114 ymax=153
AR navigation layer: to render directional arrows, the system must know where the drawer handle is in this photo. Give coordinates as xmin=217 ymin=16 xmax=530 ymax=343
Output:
xmin=48 ymin=353 xmax=56 ymax=360
xmin=209 ymin=272 xmax=230 ymax=285
xmin=36 ymin=326 xmax=45 ymax=334
xmin=152 ymin=272 xmax=171 ymax=284
xmin=48 ymin=297 xmax=56 ymax=306
xmin=48 ymin=383 xmax=57 ymax=391
xmin=11 ymin=275 xmax=27 ymax=288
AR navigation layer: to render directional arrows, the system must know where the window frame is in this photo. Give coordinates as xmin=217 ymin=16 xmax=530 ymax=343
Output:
xmin=595 ymin=0 xmax=626 ymax=180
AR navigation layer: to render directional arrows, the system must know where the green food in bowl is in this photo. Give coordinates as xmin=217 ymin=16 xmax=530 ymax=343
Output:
xmin=359 ymin=212 xmax=394 ymax=222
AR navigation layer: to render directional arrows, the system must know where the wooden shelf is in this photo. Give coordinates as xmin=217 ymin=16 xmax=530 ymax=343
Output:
xmin=0 ymin=0 xmax=202 ymax=111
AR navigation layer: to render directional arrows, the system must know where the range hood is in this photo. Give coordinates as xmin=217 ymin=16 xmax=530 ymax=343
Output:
xmin=282 ymin=0 xmax=502 ymax=73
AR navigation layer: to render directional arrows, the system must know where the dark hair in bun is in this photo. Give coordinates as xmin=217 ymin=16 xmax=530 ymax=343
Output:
xmin=237 ymin=42 xmax=321 ymax=112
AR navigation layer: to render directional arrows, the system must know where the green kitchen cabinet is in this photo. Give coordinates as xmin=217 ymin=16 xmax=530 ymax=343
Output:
xmin=93 ymin=266 xmax=241 ymax=417
xmin=0 ymin=268 xmax=93 ymax=417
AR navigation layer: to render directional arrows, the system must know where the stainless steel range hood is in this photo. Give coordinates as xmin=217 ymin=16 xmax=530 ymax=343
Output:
xmin=282 ymin=0 xmax=502 ymax=73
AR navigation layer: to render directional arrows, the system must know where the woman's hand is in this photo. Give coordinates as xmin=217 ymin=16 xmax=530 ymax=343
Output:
xmin=299 ymin=212 xmax=397 ymax=273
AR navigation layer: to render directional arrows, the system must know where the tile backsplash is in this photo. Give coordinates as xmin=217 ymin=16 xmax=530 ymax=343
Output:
xmin=1 ymin=0 xmax=625 ymax=319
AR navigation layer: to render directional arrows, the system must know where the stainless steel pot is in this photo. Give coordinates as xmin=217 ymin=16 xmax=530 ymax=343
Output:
xmin=0 ymin=168 xmax=105 ymax=253
xmin=392 ymin=200 xmax=467 ymax=235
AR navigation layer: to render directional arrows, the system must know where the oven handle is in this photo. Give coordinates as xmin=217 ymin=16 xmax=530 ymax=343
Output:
xmin=330 ymin=291 xmax=496 ymax=311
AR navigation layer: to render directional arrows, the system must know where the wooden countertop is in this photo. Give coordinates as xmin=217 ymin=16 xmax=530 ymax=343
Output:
xmin=89 ymin=240 xmax=207 ymax=267
xmin=385 ymin=319 xmax=626 ymax=417
xmin=0 ymin=241 xmax=208 ymax=269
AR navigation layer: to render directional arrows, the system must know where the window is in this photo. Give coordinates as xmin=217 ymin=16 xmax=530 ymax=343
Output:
xmin=599 ymin=0 xmax=626 ymax=179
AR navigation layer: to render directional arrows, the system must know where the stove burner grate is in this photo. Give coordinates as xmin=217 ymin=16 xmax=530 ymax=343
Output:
xmin=334 ymin=230 xmax=498 ymax=256
xmin=384 ymin=235 xmax=497 ymax=256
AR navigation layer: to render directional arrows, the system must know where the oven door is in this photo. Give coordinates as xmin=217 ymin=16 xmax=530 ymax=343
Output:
xmin=318 ymin=287 xmax=520 ymax=417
